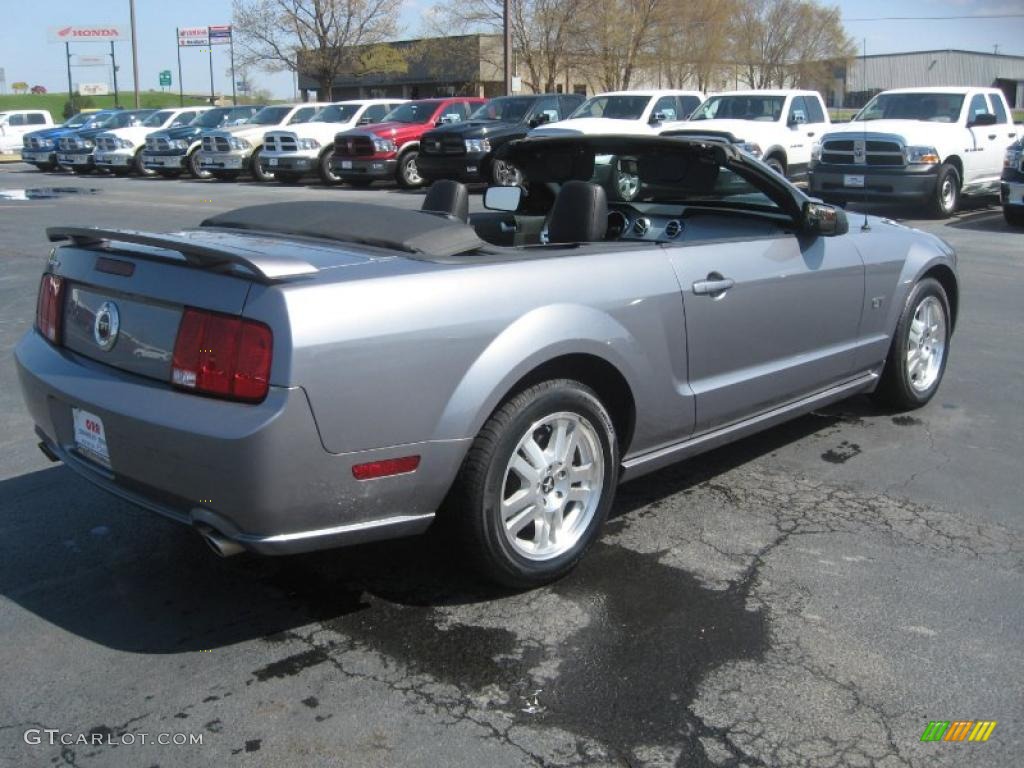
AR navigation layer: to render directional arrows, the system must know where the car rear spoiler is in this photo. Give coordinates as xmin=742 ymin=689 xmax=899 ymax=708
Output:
xmin=46 ymin=226 xmax=319 ymax=282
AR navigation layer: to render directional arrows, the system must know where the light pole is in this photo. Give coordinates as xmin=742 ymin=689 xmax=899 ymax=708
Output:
xmin=129 ymin=0 xmax=140 ymax=107
xmin=503 ymin=0 xmax=512 ymax=95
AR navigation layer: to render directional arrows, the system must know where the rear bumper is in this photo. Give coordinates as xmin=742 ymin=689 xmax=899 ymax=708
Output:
xmin=15 ymin=331 xmax=468 ymax=554
xmin=417 ymin=152 xmax=485 ymax=182
xmin=808 ymin=163 xmax=939 ymax=203
xmin=332 ymin=156 xmax=396 ymax=180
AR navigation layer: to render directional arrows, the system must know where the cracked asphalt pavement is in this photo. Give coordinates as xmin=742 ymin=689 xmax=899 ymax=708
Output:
xmin=0 ymin=166 xmax=1021 ymax=767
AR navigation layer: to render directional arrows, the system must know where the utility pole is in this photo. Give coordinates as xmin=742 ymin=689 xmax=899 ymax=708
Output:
xmin=109 ymin=41 xmax=120 ymax=107
xmin=176 ymin=29 xmax=184 ymax=107
xmin=65 ymin=43 xmax=74 ymax=107
xmin=129 ymin=0 xmax=140 ymax=107
xmin=208 ymin=45 xmax=215 ymax=104
xmin=503 ymin=0 xmax=512 ymax=95
xmin=229 ymin=32 xmax=237 ymax=105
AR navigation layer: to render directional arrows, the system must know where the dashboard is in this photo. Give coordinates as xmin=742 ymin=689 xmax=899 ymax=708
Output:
xmin=605 ymin=203 xmax=786 ymax=243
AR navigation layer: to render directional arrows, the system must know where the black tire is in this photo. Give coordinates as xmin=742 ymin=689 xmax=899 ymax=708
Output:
xmin=1003 ymin=206 xmax=1024 ymax=227
xmin=874 ymin=278 xmax=951 ymax=410
xmin=318 ymin=148 xmax=340 ymax=185
xmin=275 ymin=171 xmax=303 ymax=184
xmin=396 ymin=149 xmax=423 ymax=189
xmin=187 ymin=149 xmax=211 ymax=179
xmin=346 ymin=178 xmax=373 ymax=188
xmin=490 ymin=157 xmax=522 ymax=187
xmin=250 ymin=148 xmax=275 ymax=182
xmin=927 ymin=163 xmax=960 ymax=218
xmin=764 ymin=155 xmax=786 ymax=176
xmin=449 ymin=379 xmax=619 ymax=588
xmin=133 ymin=149 xmax=155 ymax=177
xmin=156 ymin=169 xmax=181 ymax=179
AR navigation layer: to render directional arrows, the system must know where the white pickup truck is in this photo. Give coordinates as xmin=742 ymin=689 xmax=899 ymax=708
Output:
xmin=531 ymin=90 xmax=705 ymax=136
xmin=0 ymin=110 xmax=54 ymax=152
xmin=665 ymin=90 xmax=830 ymax=179
xmin=809 ymin=87 xmax=1019 ymax=217
xmin=261 ymin=99 xmax=405 ymax=185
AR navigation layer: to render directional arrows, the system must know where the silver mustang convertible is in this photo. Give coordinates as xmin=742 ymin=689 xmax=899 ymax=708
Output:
xmin=15 ymin=135 xmax=958 ymax=587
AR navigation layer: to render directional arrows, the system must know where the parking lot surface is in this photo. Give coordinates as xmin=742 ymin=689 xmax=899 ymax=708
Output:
xmin=0 ymin=165 xmax=1021 ymax=768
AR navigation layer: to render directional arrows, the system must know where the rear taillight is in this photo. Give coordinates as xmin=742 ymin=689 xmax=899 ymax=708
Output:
xmin=171 ymin=308 xmax=273 ymax=402
xmin=35 ymin=274 xmax=65 ymax=344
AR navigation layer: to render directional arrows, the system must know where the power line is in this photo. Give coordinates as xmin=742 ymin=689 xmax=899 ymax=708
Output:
xmin=844 ymin=13 xmax=1024 ymax=21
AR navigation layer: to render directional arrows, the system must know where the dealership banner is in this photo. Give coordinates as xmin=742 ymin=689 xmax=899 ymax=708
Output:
xmin=48 ymin=25 xmax=128 ymax=43
xmin=75 ymin=55 xmax=107 ymax=67
xmin=79 ymin=83 xmax=110 ymax=96
xmin=177 ymin=27 xmax=210 ymax=47
xmin=208 ymin=25 xmax=232 ymax=45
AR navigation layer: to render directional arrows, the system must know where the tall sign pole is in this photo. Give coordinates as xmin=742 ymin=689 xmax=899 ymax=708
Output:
xmin=65 ymin=43 xmax=74 ymax=105
xmin=109 ymin=41 xmax=120 ymax=107
xmin=176 ymin=28 xmax=184 ymax=106
xmin=129 ymin=0 xmax=140 ymax=107
xmin=502 ymin=0 xmax=512 ymax=95
xmin=230 ymin=33 xmax=237 ymax=105
xmin=208 ymin=44 xmax=215 ymax=104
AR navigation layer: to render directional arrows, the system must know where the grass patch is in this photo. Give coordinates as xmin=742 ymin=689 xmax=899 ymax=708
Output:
xmin=0 ymin=91 xmax=262 ymax=121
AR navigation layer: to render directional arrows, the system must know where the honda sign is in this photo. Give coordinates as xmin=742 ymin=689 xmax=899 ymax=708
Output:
xmin=48 ymin=25 xmax=128 ymax=43
xmin=177 ymin=27 xmax=210 ymax=47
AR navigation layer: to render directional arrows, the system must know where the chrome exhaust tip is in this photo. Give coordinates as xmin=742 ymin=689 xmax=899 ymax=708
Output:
xmin=196 ymin=525 xmax=245 ymax=558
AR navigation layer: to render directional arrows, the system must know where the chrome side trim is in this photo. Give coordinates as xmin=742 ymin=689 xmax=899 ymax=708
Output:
xmin=620 ymin=372 xmax=878 ymax=481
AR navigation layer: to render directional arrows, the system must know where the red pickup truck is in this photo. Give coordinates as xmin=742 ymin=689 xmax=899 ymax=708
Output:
xmin=332 ymin=97 xmax=486 ymax=188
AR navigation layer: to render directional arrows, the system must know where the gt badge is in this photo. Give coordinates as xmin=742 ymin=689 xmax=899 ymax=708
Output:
xmin=93 ymin=301 xmax=120 ymax=351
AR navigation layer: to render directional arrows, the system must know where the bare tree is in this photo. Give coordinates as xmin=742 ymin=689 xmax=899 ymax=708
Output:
xmin=656 ymin=0 xmax=738 ymax=91
xmin=232 ymin=0 xmax=404 ymax=99
xmin=575 ymin=0 xmax=664 ymax=91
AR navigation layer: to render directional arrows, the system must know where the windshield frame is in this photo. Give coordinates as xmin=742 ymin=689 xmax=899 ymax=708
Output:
xmin=381 ymin=101 xmax=440 ymax=125
xmin=311 ymin=104 xmax=362 ymax=123
xmin=191 ymin=108 xmax=232 ymax=128
xmin=469 ymin=96 xmax=536 ymax=122
xmin=690 ymin=95 xmax=786 ymax=122
xmin=142 ymin=110 xmax=175 ymax=128
xmin=249 ymin=106 xmax=293 ymax=126
xmin=568 ymin=95 xmax=653 ymax=121
xmin=853 ymin=92 xmax=966 ymax=123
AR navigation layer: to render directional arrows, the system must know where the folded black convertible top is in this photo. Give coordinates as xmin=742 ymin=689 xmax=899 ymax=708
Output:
xmin=201 ymin=201 xmax=485 ymax=259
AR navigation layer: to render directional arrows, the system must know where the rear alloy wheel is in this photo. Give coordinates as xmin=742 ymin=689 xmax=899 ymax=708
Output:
xmin=874 ymin=277 xmax=951 ymax=409
xmin=251 ymin=148 xmax=275 ymax=182
xmin=928 ymin=163 xmax=959 ymax=218
xmin=318 ymin=148 xmax=340 ymax=185
xmin=764 ymin=155 xmax=786 ymax=176
xmin=450 ymin=379 xmax=619 ymax=588
xmin=396 ymin=149 xmax=423 ymax=189
xmin=188 ymin=149 xmax=211 ymax=179
xmin=491 ymin=158 xmax=522 ymax=187
xmin=134 ymin=149 xmax=155 ymax=177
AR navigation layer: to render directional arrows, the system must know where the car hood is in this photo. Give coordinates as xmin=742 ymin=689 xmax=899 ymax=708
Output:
xmin=160 ymin=124 xmax=208 ymax=141
xmin=671 ymin=118 xmax=782 ymax=141
xmin=101 ymin=125 xmax=163 ymax=142
xmin=424 ymin=119 xmax=524 ymax=140
xmin=353 ymin=120 xmax=432 ymax=141
xmin=66 ymin=127 xmax=111 ymax=141
xmin=26 ymin=125 xmax=80 ymax=141
xmin=271 ymin=119 xmax=359 ymax=141
xmin=821 ymin=119 xmax=959 ymax=145
xmin=531 ymin=117 xmax=657 ymax=136
xmin=208 ymin=123 xmax=281 ymax=141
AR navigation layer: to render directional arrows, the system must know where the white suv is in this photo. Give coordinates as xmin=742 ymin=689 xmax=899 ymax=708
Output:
xmin=531 ymin=90 xmax=705 ymax=136
xmin=669 ymin=90 xmax=831 ymax=180
xmin=94 ymin=107 xmax=210 ymax=175
xmin=0 ymin=110 xmax=54 ymax=153
xmin=261 ymin=99 xmax=405 ymax=185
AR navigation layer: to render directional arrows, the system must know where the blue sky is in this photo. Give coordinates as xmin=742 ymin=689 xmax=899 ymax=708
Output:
xmin=2 ymin=0 xmax=1022 ymax=99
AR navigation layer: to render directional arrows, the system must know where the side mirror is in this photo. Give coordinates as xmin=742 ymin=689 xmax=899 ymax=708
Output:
xmin=968 ymin=112 xmax=997 ymax=127
xmin=358 ymin=116 xmax=372 ymax=125
xmin=788 ymin=113 xmax=806 ymax=127
xmin=484 ymin=185 xmax=523 ymax=212
xmin=649 ymin=111 xmax=666 ymax=124
xmin=803 ymin=201 xmax=848 ymax=236
xmin=529 ymin=113 xmax=550 ymax=128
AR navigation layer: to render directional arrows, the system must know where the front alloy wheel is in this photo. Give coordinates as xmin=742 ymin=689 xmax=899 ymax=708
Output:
xmin=251 ymin=148 xmax=275 ymax=182
xmin=451 ymin=379 xmax=618 ymax=587
xmin=188 ymin=149 xmax=211 ymax=179
xmin=491 ymin=158 xmax=522 ymax=187
xmin=318 ymin=149 xmax=340 ymax=185
xmin=397 ymin=150 xmax=423 ymax=189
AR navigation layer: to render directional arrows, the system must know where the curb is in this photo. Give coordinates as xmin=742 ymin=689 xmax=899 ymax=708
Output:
xmin=0 ymin=154 xmax=24 ymax=164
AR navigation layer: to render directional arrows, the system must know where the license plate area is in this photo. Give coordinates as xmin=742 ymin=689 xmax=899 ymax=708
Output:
xmin=341 ymin=160 xmax=352 ymax=169
xmin=844 ymin=174 xmax=865 ymax=188
xmin=73 ymin=407 xmax=111 ymax=468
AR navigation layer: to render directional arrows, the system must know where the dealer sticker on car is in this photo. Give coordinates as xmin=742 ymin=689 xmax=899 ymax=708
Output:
xmin=844 ymin=174 xmax=865 ymax=188
xmin=72 ymin=407 xmax=111 ymax=467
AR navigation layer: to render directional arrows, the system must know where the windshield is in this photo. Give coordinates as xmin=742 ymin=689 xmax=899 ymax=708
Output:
xmin=569 ymin=95 xmax=651 ymax=121
xmin=142 ymin=110 xmax=173 ymax=127
xmin=382 ymin=101 xmax=437 ymax=124
xmin=470 ymin=97 xmax=534 ymax=122
xmin=312 ymin=104 xmax=361 ymax=123
xmin=854 ymin=92 xmax=965 ymax=123
xmin=192 ymin=108 xmax=231 ymax=128
xmin=81 ymin=112 xmax=119 ymax=129
xmin=691 ymin=95 xmax=785 ymax=122
xmin=250 ymin=106 xmax=292 ymax=125
xmin=64 ymin=112 xmax=92 ymax=128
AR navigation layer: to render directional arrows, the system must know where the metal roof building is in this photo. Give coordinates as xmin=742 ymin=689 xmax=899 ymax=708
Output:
xmin=835 ymin=49 xmax=1024 ymax=108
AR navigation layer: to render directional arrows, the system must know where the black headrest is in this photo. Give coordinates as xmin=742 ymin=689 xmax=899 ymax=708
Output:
xmin=422 ymin=180 xmax=469 ymax=223
xmin=548 ymin=181 xmax=607 ymax=244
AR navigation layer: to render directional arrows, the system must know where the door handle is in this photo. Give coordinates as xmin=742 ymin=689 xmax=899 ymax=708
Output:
xmin=693 ymin=274 xmax=735 ymax=295
xmin=988 ymin=133 xmax=997 ymax=140
xmin=807 ymin=131 xmax=815 ymax=137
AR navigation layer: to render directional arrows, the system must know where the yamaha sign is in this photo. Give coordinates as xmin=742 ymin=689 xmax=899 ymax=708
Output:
xmin=48 ymin=25 xmax=128 ymax=43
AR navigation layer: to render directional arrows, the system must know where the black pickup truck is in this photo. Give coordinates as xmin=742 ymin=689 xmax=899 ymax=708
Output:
xmin=417 ymin=94 xmax=583 ymax=185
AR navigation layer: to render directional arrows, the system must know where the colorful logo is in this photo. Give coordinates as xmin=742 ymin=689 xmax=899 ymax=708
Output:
xmin=920 ymin=721 xmax=997 ymax=742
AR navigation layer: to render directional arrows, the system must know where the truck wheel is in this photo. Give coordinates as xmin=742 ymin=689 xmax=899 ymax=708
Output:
xmin=188 ymin=149 xmax=211 ymax=180
xmin=318 ymin=149 xmax=340 ymax=185
xmin=928 ymin=164 xmax=960 ymax=218
xmin=874 ymin=277 xmax=951 ymax=410
xmin=1003 ymin=206 xmax=1024 ymax=227
xmin=764 ymin=155 xmax=786 ymax=176
xmin=491 ymin=158 xmax=522 ymax=187
xmin=134 ymin=149 xmax=155 ymax=177
xmin=396 ymin=149 xmax=423 ymax=189
xmin=251 ymin=148 xmax=275 ymax=182
xmin=449 ymin=379 xmax=619 ymax=588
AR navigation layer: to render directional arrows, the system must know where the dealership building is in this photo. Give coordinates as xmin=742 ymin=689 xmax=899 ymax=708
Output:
xmin=832 ymin=49 xmax=1024 ymax=108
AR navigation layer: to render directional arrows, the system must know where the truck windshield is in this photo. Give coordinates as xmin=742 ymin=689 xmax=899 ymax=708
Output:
xmin=382 ymin=102 xmax=437 ymax=124
xmin=312 ymin=104 xmax=361 ymax=123
xmin=854 ymin=93 xmax=965 ymax=123
xmin=64 ymin=113 xmax=93 ymax=128
xmin=142 ymin=111 xmax=174 ymax=127
xmin=250 ymin=106 xmax=292 ymax=125
xmin=569 ymin=95 xmax=651 ymax=121
xmin=470 ymin=97 xmax=533 ymax=122
xmin=192 ymin=109 xmax=232 ymax=128
xmin=691 ymin=95 xmax=785 ymax=122
xmin=81 ymin=112 xmax=119 ymax=129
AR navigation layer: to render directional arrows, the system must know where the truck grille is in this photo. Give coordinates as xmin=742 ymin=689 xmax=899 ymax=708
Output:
xmin=333 ymin=134 xmax=375 ymax=157
xmin=146 ymin=136 xmax=171 ymax=152
xmin=95 ymin=136 xmax=118 ymax=151
xmin=59 ymin=136 xmax=90 ymax=151
xmin=264 ymin=133 xmax=298 ymax=153
xmin=421 ymin=133 xmax=464 ymax=156
xmin=821 ymin=137 xmax=904 ymax=167
xmin=28 ymin=137 xmax=47 ymax=149
xmin=202 ymin=136 xmax=232 ymax=153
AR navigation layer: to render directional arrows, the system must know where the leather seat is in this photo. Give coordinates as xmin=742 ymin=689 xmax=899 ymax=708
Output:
xmin=421 ymin=180 xmax=469 ymax=223
xmin=547 ymin=181 xmax=608 ymax=244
